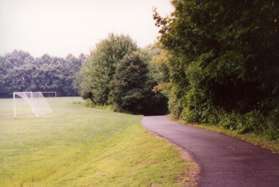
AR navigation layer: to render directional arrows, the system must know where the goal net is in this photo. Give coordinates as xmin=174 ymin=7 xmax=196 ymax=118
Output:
xmin=13 ymin=92 xmax=53 ymax=118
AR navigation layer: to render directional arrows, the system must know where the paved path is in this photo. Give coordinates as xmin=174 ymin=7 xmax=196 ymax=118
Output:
xmin=142 ymin=116 xmax=279 ymax=187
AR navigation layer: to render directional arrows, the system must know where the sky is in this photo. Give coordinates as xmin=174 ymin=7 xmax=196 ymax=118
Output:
xmin=0 ymin=0 xmax=173 ymax=57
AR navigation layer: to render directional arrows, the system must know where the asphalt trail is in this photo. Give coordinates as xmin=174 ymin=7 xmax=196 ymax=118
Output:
xmin=142 ymin=116 xmax=279 ymax=187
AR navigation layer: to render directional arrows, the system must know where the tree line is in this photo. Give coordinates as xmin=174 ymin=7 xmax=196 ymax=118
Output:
xmin=0 ymin=50 xmax=85 ymax=97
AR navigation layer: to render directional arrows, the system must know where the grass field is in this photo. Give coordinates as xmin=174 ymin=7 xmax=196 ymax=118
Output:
xmin=0 ymin=97 xmax=194 ymax=186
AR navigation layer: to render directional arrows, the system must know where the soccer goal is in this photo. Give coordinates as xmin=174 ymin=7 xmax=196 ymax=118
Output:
xmin=13 ymin=92 xmax=53 ymax=118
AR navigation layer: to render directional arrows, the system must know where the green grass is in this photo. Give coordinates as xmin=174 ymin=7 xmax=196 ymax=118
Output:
xmin=0 ymin=97 xmax=195 ymax=186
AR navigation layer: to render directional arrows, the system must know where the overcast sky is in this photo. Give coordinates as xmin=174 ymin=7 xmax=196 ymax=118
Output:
xmin=0 ymin=0 xmax=173 ymax=57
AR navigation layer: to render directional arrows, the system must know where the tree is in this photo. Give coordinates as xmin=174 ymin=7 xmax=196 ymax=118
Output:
xmin=155 ymin=0 xmax=279 ymax=136
xmin=77 ymin=34 xmax=138 ymax=104
xmin=110 ymin=51 xmax=168 ymax=115
xmin=110 ymin=52 xmax=148 ymax=113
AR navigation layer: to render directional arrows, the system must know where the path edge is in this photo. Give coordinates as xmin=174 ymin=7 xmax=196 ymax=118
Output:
xmin=141 ymin=118 xmax=200 ymax=186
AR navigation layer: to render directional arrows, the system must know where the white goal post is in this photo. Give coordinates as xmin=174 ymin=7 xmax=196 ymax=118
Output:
xmin=13 ymin=91 xmax=54 ymax=118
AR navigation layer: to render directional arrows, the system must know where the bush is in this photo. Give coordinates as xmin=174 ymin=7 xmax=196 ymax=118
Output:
xmin=218 ymin=110 xmax=279 ymax=140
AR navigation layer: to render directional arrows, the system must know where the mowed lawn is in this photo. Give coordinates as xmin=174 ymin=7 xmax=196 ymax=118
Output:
xmin=0 ymin=97 xmax=193 ymax=187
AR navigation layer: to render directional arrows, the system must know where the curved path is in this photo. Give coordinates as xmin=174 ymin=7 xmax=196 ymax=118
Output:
xmin=142 ymin=116 xmax=279 ymax=187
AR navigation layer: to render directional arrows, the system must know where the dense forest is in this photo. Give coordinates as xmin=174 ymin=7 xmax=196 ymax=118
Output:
xmin=154 ymin=0 xmax=279 ymax=139
xmin=0 ymin=50 xmax=85 ymax=97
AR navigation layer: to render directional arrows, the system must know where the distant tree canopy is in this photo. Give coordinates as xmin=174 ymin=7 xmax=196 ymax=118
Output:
xmin=76 ymin=34 xmax=168 ymax=115
xmin=154 ymin=0 xmax=279 ymax=138
xmin=0 ymin=50 xmax=85 ymax=97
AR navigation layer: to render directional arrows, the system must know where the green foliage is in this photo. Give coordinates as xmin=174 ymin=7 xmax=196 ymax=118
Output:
xmin=76 ymin=34 xmax=137 ymax=104
xmin=110 ymin=52 xmax=148 ymax=113
xmin=145 ymin=46 xmax=170 ymax=84
xmin=0 ymin=51 xmax=84 ymax=97
xmin=155 ymin=0 xmax=279 ymax=138
xmin=168 ymin=85 xmax=184 ymax=118
xmin=77 ymin=35 xmax=168 ymax=115
xmin=110 ymin=52 xmax=168 ymax=115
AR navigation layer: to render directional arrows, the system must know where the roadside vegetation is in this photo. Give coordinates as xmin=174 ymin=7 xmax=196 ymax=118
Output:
xmin=0 ymin=98 xmax=195 ymax=186
xmin=153 ymin=0 xmax=279 ymax=140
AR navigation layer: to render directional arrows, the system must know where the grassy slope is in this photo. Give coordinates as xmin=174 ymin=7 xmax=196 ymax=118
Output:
xmin=0 ymin=98 xmax=195 ymax=186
